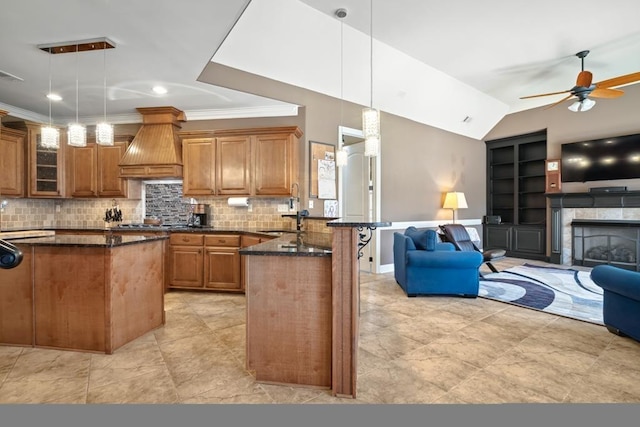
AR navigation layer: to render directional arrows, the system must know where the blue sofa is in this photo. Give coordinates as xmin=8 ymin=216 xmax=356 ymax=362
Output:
xmin=591 ymin=264 xmax=640 ymax=342
xmin=393 ymin=227 xmax=483 ymax=297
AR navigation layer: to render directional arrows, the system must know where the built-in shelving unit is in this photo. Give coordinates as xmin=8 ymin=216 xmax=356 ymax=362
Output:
xmin=485 ymin=130 xmax=547 ymax=260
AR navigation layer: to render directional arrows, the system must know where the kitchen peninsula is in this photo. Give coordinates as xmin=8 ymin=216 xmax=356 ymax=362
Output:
xmin=242 ymin=219 xmax=391 ymax=398
xmin=0 ymin=232 xmax=167 ymax=353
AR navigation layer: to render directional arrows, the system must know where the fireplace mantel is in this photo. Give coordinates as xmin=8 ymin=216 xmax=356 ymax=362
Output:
xmin=546 ymin=191 xmax=640 ymax=264
xmin=547 ymin=191 xmax=640 ymax=209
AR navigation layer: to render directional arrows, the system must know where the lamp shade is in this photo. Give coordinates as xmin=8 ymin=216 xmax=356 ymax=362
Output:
xmin=443 ymin=192 xmax=468 ymax=210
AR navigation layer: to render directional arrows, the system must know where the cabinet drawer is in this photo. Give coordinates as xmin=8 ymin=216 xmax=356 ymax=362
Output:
xmin=170 ymin=233 xmax=204 ymax=246
xmin=205 ymin=235 xmax=240 ymax=247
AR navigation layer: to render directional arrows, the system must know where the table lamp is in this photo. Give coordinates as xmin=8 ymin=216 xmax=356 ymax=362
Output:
xmin=443 ymin=192 xmax=468 ymax=223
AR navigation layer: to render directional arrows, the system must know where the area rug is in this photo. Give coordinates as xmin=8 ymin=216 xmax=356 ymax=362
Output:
xmin=478 ymin=263 xmax=603 ymax=325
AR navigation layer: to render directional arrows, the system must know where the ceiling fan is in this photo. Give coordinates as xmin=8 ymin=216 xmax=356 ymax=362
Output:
xmin=520 ymin=50 xmax=640 ymax=112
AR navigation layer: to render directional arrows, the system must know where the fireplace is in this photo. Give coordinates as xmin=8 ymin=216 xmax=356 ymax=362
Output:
xmin=572 ymin=220 xmax=640 ymax=271
xmin=547 ymin=190 xmax=640 ymax=267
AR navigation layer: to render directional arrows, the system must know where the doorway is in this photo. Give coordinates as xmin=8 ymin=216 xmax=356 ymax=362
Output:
xmin=337 ymin=126 xmax=380 ymax=273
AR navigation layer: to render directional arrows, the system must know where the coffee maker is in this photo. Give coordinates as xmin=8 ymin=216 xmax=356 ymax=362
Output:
xmin=188 ymin=203 xmax=210 ymax=227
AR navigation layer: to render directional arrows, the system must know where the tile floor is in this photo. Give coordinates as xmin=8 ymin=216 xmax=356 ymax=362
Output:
xmin=1 ymin=257 xmax=640 ymax=404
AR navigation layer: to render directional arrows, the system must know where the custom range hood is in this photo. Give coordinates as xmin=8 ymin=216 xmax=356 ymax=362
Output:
xmin=119 ymin=106 xmax=185 ymax=179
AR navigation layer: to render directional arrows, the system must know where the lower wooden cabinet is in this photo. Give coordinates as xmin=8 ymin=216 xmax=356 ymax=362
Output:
xmin=483 ymin=224 xmax=546 ymax=260
xmin=167 ymin=233 xmax=241 ymax=292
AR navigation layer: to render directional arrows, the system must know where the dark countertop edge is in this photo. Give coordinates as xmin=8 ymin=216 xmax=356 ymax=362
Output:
xmin=239 ymin=233 xmax=332 ymax=257
xmin=239 ymin=249 xmax=331 ymax=257
xmin=326 ymin=219 xmax=392 ymax=228
xmin=11 ymin=235 xmax=168 ymax=248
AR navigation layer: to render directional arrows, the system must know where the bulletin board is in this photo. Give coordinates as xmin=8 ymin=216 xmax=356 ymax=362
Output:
xmin=309 ymin=141 xmax=336 ymax=199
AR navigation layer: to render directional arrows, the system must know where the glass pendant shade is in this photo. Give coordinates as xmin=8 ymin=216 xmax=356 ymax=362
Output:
xmin=68 ymin=123 xmax=87 ymax=147
xmin=362 ymin=107 xmax=380 ymax=139
xmin=41 ymin=126 xmax=60 ymax=149
xmin=96 ymin=122 xmax=114 ymax=146
xmin=336 ymin=148 xmax=348 ymax=167
xmin=364 ymin=135 xmax=380 ymax=157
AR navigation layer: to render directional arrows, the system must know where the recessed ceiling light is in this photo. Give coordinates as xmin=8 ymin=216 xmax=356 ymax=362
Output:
xmin=46 ymin=93 xmax=62 ymax=101
xmin=152 ymin=86 xmax=167 ymax=95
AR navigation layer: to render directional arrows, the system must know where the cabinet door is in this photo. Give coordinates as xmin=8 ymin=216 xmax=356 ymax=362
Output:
xmin=182 ymin=136 xmax=215 ymax=196
xmin=204 ymin=247 xmax=241 ymax=290
xmin=69 ymin=144 xmax=98 ymax=197
xmin=97 ymin=140 xmax=128 ymax=197
xmin=0 ymin=126 xmax=25 ymax=196
xmin=168 ymin=245 xmax=203 ymax=288
xmin=484 ymin=225 xmax=512 ymax=251
xmin=216 ymin=136 xmax=251 ymax=195
xmin=28 ymin=126 xmax=65 ymax=197
xmin=254 ymin=133 xmax=295 ymax=195
xmin=512 ymin=226 xmax=545 ymax=255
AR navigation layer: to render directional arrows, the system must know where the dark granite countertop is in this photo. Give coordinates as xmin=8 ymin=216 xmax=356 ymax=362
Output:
xmin=10 ymin=234 xmax=168 ymax=248
xmin=326 ymin=218 xmax=392 ymax=228
xmin=240 ymin=231 xmax=332 ymax=257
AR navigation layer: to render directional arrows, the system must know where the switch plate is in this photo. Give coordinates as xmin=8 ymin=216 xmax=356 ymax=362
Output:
xmin=309 ymin=200 xmax=314 ymax=209
xmin=277 ymin=204 xmax=288 ymax=213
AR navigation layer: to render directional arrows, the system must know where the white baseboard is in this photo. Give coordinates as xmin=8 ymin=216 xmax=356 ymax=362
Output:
xmin=385 ymin=219 xmax=482 ymax=231
xmin=379 ymin=263 xmax=394 ymax=274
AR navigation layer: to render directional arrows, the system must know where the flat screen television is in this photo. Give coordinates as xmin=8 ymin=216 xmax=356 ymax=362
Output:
xmin=561 ymin=133 xmax=640 ymax=183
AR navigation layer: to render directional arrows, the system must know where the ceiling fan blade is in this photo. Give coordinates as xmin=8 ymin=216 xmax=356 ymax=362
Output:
xmin=595 ymin=71 xmax=640 ymax=89
xmin=576 ymin=70 xmax=593 ymax=87
xmin=543 ymin=93 xmax=574 ymax=110
xmin=590 ymin=88 xmax=625 ymax=98
xmin=520 ymin=89 xmax=571 ymax=99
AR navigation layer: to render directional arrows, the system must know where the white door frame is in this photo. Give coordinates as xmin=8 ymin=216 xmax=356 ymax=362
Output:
xmin=337 ymin=126 xmax=382 ymax=273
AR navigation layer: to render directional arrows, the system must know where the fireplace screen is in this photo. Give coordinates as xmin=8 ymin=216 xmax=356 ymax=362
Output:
xmin=572 ymin=222 xmax=640 ymax=271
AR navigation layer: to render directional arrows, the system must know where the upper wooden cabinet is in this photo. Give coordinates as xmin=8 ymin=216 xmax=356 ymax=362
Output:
xmin=253 ymin=131 xmax=298 ymax=196
xmin=67 ymin=135 xmax=135 ymax=198
xmin=4 ymin=122 xmax=66 ymax=198
xmin=0 ymin=125 xmax=26 ymax=197
xmin=216 ymin=135 xmax=252 ymax=196
xmin=181 ymin=131 xmax=216 ymax=196
xmin=180 ymin=126 xmax=302 ymax=197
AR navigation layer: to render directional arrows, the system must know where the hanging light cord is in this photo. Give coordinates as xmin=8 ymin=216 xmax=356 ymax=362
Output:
xmin=102 ymin=44 xmax=107 ymax=122
xmin=75 ymin=45 xmax=79 ymax=123
xmin=340 ymin=18 xmax=344 ymax=125
xmin=48 ymin=48 xmax=53 ymax=126
xmin=370 ymin=0 xmax=373 ymax=109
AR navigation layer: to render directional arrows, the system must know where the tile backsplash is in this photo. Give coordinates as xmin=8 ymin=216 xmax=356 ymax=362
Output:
xmin=1 ymin=182 xmax=333 ymax=233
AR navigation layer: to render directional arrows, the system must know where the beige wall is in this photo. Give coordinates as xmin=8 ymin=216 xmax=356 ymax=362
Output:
xmin=486 ymin=82 xmax=640 ymax=193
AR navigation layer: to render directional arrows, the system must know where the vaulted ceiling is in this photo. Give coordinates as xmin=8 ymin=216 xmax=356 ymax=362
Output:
xmin=1 ymin=0 xmax=639 ymax=139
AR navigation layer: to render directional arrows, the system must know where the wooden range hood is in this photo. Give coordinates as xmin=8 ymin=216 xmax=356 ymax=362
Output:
xmin=119 ymin=106 xmax=185 ymax=179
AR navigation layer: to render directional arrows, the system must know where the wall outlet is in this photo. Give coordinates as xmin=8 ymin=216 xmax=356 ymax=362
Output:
xmin=247 ymin=203 xmax=253 ymax=212
xmin=308 ymin=200 xmax=314 ymax=209
xmin=55 ymin=204 xmax=61 ymax=213
xmin=277 ymin=204 xmax=288 ymax=213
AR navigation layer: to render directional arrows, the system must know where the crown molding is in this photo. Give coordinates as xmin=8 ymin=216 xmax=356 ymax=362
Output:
xmin=0 ymin=103 xmax=299 ymax=126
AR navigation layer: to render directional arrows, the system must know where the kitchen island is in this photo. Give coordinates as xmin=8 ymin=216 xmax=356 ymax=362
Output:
xmin=241 ymin=220 xmax=390 ymax=398
xmin=241 ymin=232 xmax=333 ymax=388
xmin=0 ymin=233 xmax=167 ymax=353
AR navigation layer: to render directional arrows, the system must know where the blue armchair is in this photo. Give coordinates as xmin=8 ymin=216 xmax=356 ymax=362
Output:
xmin=590 ymin=265 xmax=640 ymax=342
xmin=393 ymin=227 xmax=483 ymax=297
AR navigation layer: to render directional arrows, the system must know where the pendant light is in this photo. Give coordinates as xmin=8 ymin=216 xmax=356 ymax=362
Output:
xmin=362 ymin=0 xmax=380 ymax=157
xmin=336 ymin=8 xmax=348 ymax=168
xmin=68 ymin=44 xmax=87 ymax=147
xmin=96 ymin=42 xmax=114 ymax=146
xmin=41 ymin=47 xmax=60 ymax=149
